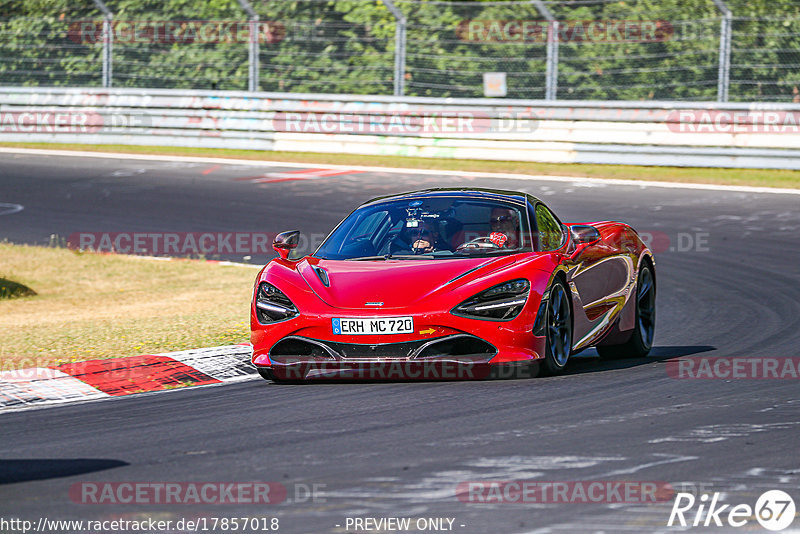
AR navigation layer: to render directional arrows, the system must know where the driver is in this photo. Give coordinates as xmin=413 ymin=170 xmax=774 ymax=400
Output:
xmin=392 ymin=221 xmax=446 ymax=254
xmin=489 ymin=207 xmax=520 ymax=248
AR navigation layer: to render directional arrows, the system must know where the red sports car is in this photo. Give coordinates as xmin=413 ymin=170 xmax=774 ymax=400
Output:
xmin=250 ymin=188 xmax=655 ymax=382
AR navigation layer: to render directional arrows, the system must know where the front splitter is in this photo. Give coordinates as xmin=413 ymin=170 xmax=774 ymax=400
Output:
xmin=264 ymin=359 xmax=539 ymax=381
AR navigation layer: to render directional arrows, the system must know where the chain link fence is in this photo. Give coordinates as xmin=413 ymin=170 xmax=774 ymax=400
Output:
xmin=1 ymin=0 xmax=799 ymax=102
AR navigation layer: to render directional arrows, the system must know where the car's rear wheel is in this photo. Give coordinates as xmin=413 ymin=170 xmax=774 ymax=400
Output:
xmin=597 ymin=262 xmax=655 ymax=359
xmin=541 ymin=278 xmax=573 ymax=375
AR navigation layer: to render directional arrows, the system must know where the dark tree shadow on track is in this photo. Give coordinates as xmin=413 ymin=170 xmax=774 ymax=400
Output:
xmin=561 ymin=345 xmax=717 ymax=376
xmin=0 ymin=459 xmax=129 ymax=484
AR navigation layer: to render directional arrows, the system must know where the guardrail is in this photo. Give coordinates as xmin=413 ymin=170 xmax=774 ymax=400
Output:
xmin=2 ymin=87 xmax=800 ymax=169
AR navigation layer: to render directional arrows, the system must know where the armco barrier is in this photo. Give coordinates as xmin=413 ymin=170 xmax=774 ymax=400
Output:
xmin=2 ymin=87 xmax=800 ymax=169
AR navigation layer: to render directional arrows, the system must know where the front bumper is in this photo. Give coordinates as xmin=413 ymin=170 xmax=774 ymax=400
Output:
xmin=252 ymin=306 xmax=546 ymax=380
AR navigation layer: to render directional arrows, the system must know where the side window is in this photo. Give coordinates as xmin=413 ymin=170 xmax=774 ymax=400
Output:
xmin=535 ymin=204 xmax=563 ymax=251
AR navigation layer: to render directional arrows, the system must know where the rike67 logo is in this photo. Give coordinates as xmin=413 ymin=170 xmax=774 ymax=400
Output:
xmin=668 ymin=490 xmax=795 ymax=531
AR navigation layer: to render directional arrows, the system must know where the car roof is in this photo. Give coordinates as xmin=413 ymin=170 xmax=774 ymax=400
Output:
xmin=361 ymin=188 xmax=543 ymax=208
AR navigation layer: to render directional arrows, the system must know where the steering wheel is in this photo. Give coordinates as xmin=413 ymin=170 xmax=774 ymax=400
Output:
xmin=456 ymin=236 xmax=502 ymax=252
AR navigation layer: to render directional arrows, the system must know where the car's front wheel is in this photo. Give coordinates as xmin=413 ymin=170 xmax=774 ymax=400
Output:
xmin=597 ymin=262 xmax=655 ymax=359
xmin=257 ymin=366 xmax=306 ymax=384
xmin=257 ymin=367 xmax=275 ymax=381
xmin=541 ymin=278 xmax=573 ymax=375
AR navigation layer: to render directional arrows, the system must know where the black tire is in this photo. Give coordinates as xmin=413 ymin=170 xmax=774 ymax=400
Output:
xmin=597 ymin=262 xmax=656 ymax=360
xmin=257 ymin=367 xmax=276 ymax=381
xmin=257 ymin=366 xmax=306 ymax=384
xmin=540 ymin=278 xmax=573 ymax=376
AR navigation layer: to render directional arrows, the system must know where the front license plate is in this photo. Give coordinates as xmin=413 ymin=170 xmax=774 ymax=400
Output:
xmin=332 ymin=317 xmax=414 ymax=335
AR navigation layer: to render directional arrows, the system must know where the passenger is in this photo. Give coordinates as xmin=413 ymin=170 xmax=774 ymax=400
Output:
xmin=489 ymin=207 xmax=521 ymax=248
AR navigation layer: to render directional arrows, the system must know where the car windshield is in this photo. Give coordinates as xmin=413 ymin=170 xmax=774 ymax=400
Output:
xmin=313 ymin=196 xmax=532 ymax=260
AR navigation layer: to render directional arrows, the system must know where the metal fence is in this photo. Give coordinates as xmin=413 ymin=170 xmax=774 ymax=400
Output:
xmin=1 ymin=0 xmax=799 ymax=102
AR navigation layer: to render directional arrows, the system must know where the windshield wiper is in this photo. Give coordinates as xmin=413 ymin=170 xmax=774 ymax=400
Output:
xmin=386 ymin=253 xmax=436 ymax=260
xmin=344 ymin=253 xmax=436 ymax=261
xmin=345 ymin=255 xmax=390 ymax=261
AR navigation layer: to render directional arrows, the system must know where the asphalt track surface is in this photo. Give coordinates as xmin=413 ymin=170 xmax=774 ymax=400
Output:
xmin=1 ymin=152 xmax=800 ymax=533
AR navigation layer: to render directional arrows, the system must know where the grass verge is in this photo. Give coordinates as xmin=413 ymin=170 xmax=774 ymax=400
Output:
xmin=1 ymin=142 xmax=799 ymax=190
xmin=0 ymin=243 xmax=259 ymax=371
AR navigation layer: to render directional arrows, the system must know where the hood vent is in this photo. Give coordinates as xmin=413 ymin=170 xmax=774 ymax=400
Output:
xmin=314 ymin=266 xmax=330 ymax=287
xmin=447 ymin=264 xmax=486 ymax=285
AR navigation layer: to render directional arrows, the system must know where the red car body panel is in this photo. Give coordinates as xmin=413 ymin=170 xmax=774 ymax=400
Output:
xmin=250 ymin=189 xmax=654 ymax=380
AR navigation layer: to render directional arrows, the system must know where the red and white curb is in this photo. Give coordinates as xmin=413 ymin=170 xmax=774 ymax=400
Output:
xmin=234 ymin=167 xmax=365 ymax=184
xmin=0 ymin=344 xmax=257 ymax=412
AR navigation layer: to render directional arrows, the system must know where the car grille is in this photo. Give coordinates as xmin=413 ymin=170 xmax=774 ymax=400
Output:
xmin=269 ymin=335 xmax=496 ymax=362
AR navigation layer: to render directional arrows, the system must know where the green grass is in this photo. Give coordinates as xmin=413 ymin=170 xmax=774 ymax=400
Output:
xmin=2 ymin=142 xmax=799 ymax=190
xmin=0 ymin=243 xmax=260 ymax=370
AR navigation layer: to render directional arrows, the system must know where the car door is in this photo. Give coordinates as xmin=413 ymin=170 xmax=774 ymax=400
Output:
xmin=534 ymin=204 xmax=633 ymax=350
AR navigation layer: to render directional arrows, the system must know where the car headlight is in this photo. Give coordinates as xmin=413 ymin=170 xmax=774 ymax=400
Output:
xmin=255 ymin=282 xmax=299 ymax=323
xmin=451 ymin=279 xmax=530 ymax=321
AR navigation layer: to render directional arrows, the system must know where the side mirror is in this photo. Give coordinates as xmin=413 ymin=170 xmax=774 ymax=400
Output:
xmin=273 ymin=230 xmax=300 ymax=259
xmin=569 ymin=225 xmax=601 ymax=260
xmin=570 ymin=224 xmax=601 ymax=245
